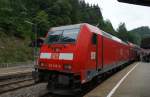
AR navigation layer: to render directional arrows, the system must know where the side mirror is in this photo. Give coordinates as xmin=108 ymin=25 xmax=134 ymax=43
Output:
xmin=29 ymin=38 xmax=45 ymax=48
xmin=38 ymin=38 xmax=44 ymax=47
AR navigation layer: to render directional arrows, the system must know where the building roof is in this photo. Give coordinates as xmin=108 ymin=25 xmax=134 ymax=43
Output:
xmin=118 ymin=0 xmax=150 ymax=6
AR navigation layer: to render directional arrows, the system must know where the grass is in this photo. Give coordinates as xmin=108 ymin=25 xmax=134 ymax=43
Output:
xmin=0 ymin=32 xmax=33 ymax=63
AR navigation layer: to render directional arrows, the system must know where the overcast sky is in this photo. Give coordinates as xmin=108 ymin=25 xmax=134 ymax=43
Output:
xmin=84 ymin=0 xmax=150 ymax=30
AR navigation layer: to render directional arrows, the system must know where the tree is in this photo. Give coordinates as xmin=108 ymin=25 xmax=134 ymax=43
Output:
xmin=79 ymin=1 xmax=103 ymax=26
xmin=117 ymin=23 xmax=127 ymax=33
xmin=33 ymin=10 xmax=50 ymax=37
xmin=128 ymin=32 xmax=141 ymax=45
xmin=117 ymin=23 xmax=129 ymax=42
xmin=0 ymin=0 xmax=118 ymax=42
xmin=101 ymin=20 xmax=116 ymax=35
xmin=116 ymin=23 xmax=141 ymax=45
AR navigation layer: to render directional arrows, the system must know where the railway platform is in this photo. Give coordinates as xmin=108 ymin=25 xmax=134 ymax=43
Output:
xmin=0 ymin=65 xmax=34 ymax=79
xmin=84 ymin=62 xmax=150 ymax=97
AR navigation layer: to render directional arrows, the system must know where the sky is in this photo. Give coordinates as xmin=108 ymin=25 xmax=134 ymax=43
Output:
xmin=84 ymin=0 xmax=150 ymax=30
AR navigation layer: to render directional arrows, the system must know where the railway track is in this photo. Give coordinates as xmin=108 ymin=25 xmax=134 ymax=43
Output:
xmin=40 ymin=63 xmax=131 ymax=97
xmin=0 ymin=77 xmax=35 ymax=94
xmin=0 ymin=71 xmax=36 ymax=95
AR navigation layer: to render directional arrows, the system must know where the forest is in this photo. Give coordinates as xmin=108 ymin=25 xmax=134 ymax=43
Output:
xmin=0 ymin=0 xmax=146 ymax=44
xmin=0 ymin=0 xmax=150 ymax=62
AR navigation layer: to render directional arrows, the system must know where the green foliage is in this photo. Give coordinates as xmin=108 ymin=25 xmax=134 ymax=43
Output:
xmin=101 ymin=20 xmax=116 ymax=35
xmin=0 ymin=0 xmax=105 ymax=38
xmin=0 ymin=33 xmax=33 ymax=63
xmin=130 ymin=26 xmax=150 ymax=46
xmin=0 ymin=0 xmax=32 ymax=38
xmin=117 ymin=23 xmax=128 ymax=41
xmin=116 ymin=23 xmax=142 ymax=45
xmin=141 ymin=37 xmax=150 ymax=48
xmin=117 ymin=23 xmax=127 ymax=33
xmin=0 ymin=0 xmax=145 ymax=46
xmin=0 ymin=0 xmax=148 ymax=63
xmin=33 ymin=10 xmax=50 ymax=36
xmin=130 ymin=26 xmax=150 ymax=38
xmin=79 ymin=2 xmax=103 ymax=26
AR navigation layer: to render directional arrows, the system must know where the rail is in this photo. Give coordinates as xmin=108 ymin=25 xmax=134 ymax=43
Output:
xmin=0 ymin=78 xmax=35 ymax=94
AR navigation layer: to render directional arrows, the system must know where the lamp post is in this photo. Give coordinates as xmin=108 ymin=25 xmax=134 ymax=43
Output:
xmin=24 ymin=20 xmax=38 ymax=66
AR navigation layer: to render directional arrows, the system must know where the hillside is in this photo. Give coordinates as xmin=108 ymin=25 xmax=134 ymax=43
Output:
xmin=0 ymin=32 xmax=33 ymax=63
xmin=131 ymin=26 xmax=150 ymax=38
xmin=0 ymin=0 xmax=105 ymax=38
xmin=0 ymin=0 xmax=116 ymax=63
xmin=130 ymin=26 xmax=150 ymax=47
xmin=0 ymin=0 xmax=148 ymax=62
xmin=0 ymin=0 xmax=106 ymax=62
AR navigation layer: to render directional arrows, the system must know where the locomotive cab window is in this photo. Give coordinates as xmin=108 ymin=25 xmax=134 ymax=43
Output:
xmin=45 ymin=28 xmax=80 ymax=44
xmin=92 ymin=33 xmax=97 ymax=45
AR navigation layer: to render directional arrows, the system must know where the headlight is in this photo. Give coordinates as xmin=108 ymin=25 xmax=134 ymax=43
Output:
xmin=39 ymin=62 xmax=44 ymax=67
xmin=64 ymin=64 xmax=72 ymax=70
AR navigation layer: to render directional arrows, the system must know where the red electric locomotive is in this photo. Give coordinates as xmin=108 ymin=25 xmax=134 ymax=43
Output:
xmin=33 ymin=23 xmax=137 ymax=93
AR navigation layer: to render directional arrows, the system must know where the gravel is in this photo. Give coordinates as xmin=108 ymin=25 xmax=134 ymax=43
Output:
xmin=0 ymin=83 xmax=48 ymax=97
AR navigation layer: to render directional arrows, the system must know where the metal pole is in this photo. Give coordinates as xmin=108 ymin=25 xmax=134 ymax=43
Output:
xmin=24 ymin=20 xmax=37 ymax=66
xmin=34 ymin=24 xmax=37 ymax=66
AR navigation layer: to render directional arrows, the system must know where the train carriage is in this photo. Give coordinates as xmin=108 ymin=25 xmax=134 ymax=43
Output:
xmin=33 ymin=23 xmax=137 ymax=93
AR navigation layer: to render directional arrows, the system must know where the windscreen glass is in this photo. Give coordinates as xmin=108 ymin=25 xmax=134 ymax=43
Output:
xmin=45 ymin=28 xmax=80 ymax=44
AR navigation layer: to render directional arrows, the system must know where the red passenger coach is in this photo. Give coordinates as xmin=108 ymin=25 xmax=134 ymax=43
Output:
xmin=33 ymin=23 xmax=137 ymax=93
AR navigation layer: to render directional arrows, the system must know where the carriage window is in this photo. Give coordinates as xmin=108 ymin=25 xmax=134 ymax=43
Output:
xmin=92 ymin=34 xmax=97 ymax=45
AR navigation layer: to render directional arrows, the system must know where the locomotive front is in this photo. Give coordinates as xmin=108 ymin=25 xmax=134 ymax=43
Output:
xmin=34 ymin=24 xmax=83 ymax=93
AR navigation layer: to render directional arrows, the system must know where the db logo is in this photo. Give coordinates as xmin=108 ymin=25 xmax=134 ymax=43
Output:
xmin=51 ymin=53 xmax=59 ymax=59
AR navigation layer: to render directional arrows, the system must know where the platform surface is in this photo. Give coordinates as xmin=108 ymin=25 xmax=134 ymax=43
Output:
xmin=0 ymin=65 xmax=34 ymax=77
xmin=112 ymin=62 xmax=150 ymax=97
xmin=84 ymin=62 xmax=150 ymax=97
